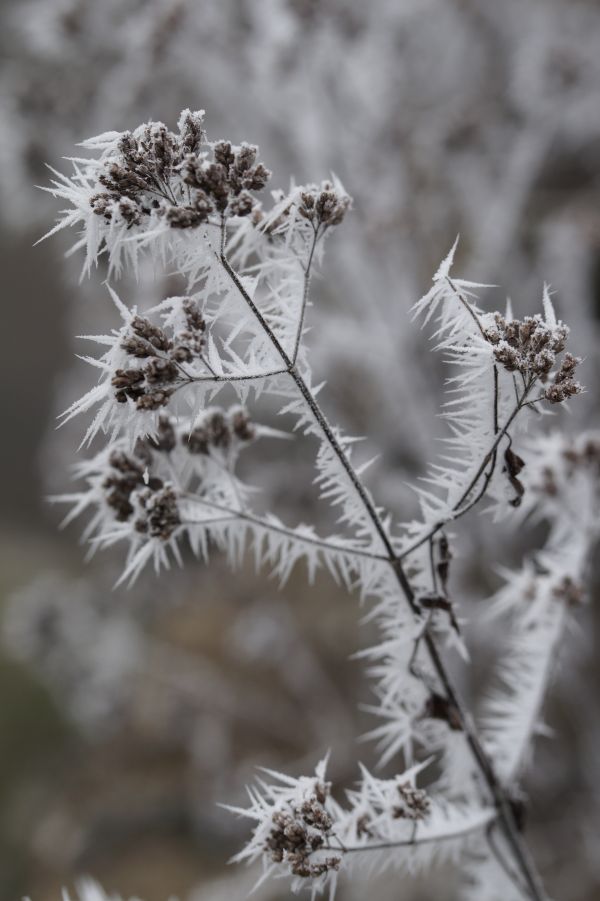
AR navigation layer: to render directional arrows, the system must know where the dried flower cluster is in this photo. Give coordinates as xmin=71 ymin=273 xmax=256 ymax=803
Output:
xmin=392 ymin=782 xmax=431 ymax=820
xmin=551 ymin=575 xmax=585 ymax=607
xmin=112 ymin=300 xmax=206 ymax=409
xmin=58 ymin=402 xmax=262 ymax=582
xmin=531 ymin=434 xmax=600 ymax=501
xmin=89 ymin=112 xmax=271 ymax=232
xmin=298 ymin=182 xmax=352 ymax=229
xmin=186 ymin=408 xmax=255 ymax=454
xmin=265 ymin=782 xmax=340 ymax=879
xmin=484 ymin=309 xmax=582 ymax=399
xmin=101 ymin=448 xmax=180 ymax=540
xmin=543 ymin=352 xmax=582 ymax=404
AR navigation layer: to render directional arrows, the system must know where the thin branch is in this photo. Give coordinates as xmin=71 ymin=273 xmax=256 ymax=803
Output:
xmin=291 ymin=224 xmax=320 ymax=364
xmin=180 ymin=366 xmax=288 ymax=386
xmin=181 ymin=495 xmax=389 ymax=564
xmin=486 ymin=821 xmax=531 ymax=899
xmin=335 ymin=813 xmax=496 ymax=855
xmin=445 ymin=275 xmax=488 ymax=340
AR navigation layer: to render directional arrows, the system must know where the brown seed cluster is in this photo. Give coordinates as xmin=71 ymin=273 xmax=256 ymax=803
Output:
xmin=355 ymin=813 xmax=372 ymax=838
xmin=552 ymin=575 xmax=585 ymax=607
xmin=544 ymin=353 xmax=582 ymax=404
xmin=535 ymin=437 xmax=600 ymax=499
xmin=185 ymin=408 xmax=255 ymax=455
xmin=484 ymin=313 xmax=581 ymax=400
xmin=265 ymin=783 xmax=340 ymax=879
xmin=100 ymin=407 xmax=255 ymax=538
xmin=89 ymin=113 xmax=271 ymax=230
xmin=112 ymin=300 xmax=206 ymax=410
xmin=103 ymin=451 xmax=149 ymax=522
xmin=298 ymin=181 xmax=351 ymax=229
xmin=91 ymin=120 xmax=191 ymax=224
xmin=562 ymin=437 xmax=600 ymax=470
xmin=134 ymin=485 xmax=180 ymax=540
xmin=148 ymin=415 xmax=177 ymax=453
xmin=183 ymin=141 xmax=270 ymax=219
xmin=102 ymin=449 xmax=180 ymax=539
xmin=391 ymin=782 xmax=430 ymax=821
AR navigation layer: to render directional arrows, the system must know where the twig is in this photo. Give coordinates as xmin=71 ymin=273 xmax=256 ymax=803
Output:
xmin=181 ymin=494 xmax=389 ymax=564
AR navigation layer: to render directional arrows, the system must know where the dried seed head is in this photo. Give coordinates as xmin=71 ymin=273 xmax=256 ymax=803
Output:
xmin=231 ymin=408 xmax=256 ymax=442
xmin=148 ymin=415 xmax=177 ymax=453
xmin=166 ymin=204 xmax=210 ymax=228
xmin=552 ymin=576 xmax=585 ymax=606
xmin=213 ymin=141 xmax=235 ymax=170
xmin=88 ymin=111 xmax=270 ymax=232
xmin=131 ymin=316 xmax=171 ymax=352
xmin=182 ymin=298 xmax=206 ymax=332
xmin=485 ymin=312 xmax=582 ymax=403
xmin=112 ymin=368 xmax=146 ymax=404
xmin=544 ymin=353 xmax=583 ymax=404
xmin=392 ymin=782 xmax=430 ymax=821
xmin=229 ymin=190 xmax=255 ymax=217
xmin=121 ymin=335 xmax=154 ymax=358
xmin=137 ymin=485 xmax=180 ymax=539
xmin=90 ymin=192 xmax=114 ymax=220
xmin=206 ymin=411 xmax=231 ymax=449
xmin=102 ymin=451 xmax=145 ymax=521
xmin=298 ymin=181 xmax=351 ymax=228
xmin=263 ymin=782 xmax=336 ymax=879
xmin=179 ymin=110 xmax=205 ymax=156
xmin=185 ymin=425 xmax=210 ymax=455
xmin=144 ymin=357 xmax=179 ymax=385
xmin=136 ymin=388 xmax=173 ymax=410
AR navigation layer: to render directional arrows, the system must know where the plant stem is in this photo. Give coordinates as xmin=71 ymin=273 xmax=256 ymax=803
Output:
xmin=291 ymin=225 xmax=320 ymax=364
xmin=182 ymin=495 xmax=389 ymax=564
xmin=220 ymin=251 xmax=548 ymax=901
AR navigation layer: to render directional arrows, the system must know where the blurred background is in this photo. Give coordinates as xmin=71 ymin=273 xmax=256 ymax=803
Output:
xmin=0 ymin=1 xmax=599 ymax=899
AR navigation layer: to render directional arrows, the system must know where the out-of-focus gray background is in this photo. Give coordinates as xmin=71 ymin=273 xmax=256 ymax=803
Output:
xmin=0 ymin=1 xmax=599 ymax=899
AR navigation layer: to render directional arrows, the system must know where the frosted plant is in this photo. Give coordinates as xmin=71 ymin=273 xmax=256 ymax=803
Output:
xmin=7 ymin=0 xmax=600 ymax=564
xmin=41 ymin=110 xmax=595 ymax=900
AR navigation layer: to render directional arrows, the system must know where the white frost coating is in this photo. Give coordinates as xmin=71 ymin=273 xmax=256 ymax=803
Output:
xmin=480 ymin=431 xmax=600 ymax=784
xmin=38 ymin=110 xmax=594 ymax=900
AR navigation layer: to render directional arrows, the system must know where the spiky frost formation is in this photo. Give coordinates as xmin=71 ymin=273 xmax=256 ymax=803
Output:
xmin=41 ymin=111 xmax=350 ymax=289
xmin=479 ymin=431 xmax=600 ymax=783
xmin=42 ymin=110 xmax=268 ymax=271
xmin=400 ymin=244 xmax=582 ymax=560
xmin=230 ymin=757 xmax=496 ymax=899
